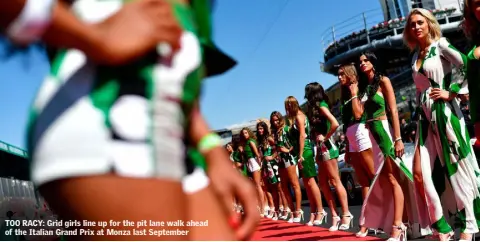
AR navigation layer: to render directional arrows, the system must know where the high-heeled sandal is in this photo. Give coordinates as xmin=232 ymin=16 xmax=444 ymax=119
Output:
xmin=306 ymin=213 xmax=316 ymax=226
xmin=292 ymin=210 xmax=304 ymax=223
xmin=278 ymin=206 xmax=284 ymax=218
xmin=266 ymin=207 xmax=275 ymax=219
xmin=329 ymin=216 xmax=341 ymax=231
xmin=339 ymin=213 xmax=354 ymax=230
xmin=272 ymin=210 xmax=279 ymax=221
xmin=356 ymin=227 xmax=371 ymax=238
xmin=313 ymin=210 xmax=327 ymax=226
xmin=281 ymin=207 xmax=290 ymax=220
xmin=264 ymin=206 xmax=270 ymax=217
xmin=306 ymin=210 xmax=326 ymax=226
xmin=287 ymin=211 xmax=294 ymax=223
xmin=387 ymin=223 xmax=407 ymax=241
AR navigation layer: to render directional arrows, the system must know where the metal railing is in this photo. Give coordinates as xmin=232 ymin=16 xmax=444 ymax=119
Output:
xmin=321 ymin=7 xmax=463 ymax=62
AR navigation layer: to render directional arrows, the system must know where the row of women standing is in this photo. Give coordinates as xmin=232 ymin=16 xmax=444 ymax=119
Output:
xmin=356 ymin=5 xmax=480 ymax=242
xmin=229 ymin=3 xmax=480 ymax=241
xmin=227 ymin=96 xmax=355 ymax=232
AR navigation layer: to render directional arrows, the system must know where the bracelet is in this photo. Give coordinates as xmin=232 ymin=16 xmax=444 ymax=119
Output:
xmin=394 ymin=137 xmax=402 ymax=143
xmin=344 ymin=95 xmax=358 ymax=104
xmin=7 ymin=0 xmax=56 ymax=44
xmin=198 ymin=133 xmax=221 ymax=154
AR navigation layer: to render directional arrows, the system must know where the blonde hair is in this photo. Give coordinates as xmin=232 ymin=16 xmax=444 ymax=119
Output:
xmin=270 ymin=111 xmax=285 ymax=140
xmin=284 ymin=96 xmax=300 ymax=127
xmin=403 ymin=8 xmax=442 ymax=51
xmin=338 ymin=63 xmax=358 ymax=84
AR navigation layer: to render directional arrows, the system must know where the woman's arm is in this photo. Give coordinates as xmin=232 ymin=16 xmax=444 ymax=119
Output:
xmin=381 ymin=76 xmax=404 ymax=157
xmin=438 ymin=37 xmax=467 ymax=95
xmin=381 ymin=77 xmax=401 ymax=140
xmin=296 ymin=114 xmax=306 ymax=160
xmin=349 ymin=83 xmax=364 ymax=120
xmin=249 ymin=141 xmax=262 ymax=163
xmin=318 ymin=106 xmax=339 ymax=141
xmin=265 ymin=137 xmax=276 ymax=161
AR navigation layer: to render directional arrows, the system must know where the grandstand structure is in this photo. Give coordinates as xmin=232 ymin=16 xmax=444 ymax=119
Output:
xmin=216 ymin=0 xmax=466 ymax=139
xmin=318 ymin=0 xmax=466 ymax=122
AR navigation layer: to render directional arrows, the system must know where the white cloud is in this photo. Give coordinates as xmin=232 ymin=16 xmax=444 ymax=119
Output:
xmin=225 ymin=120 xmax=256 ymax=130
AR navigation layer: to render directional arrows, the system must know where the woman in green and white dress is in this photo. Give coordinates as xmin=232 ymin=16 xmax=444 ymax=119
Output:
xmin=270 ymin=111 xmax=302 ymax=222
xmin=26 ymin=0 xmax=258 ymax=240
xmin=284 ymin=96 xmax=325 ymax=224
xmin=240 ymin=127 xmax=265 ymax=216
xmin=305 ymin=82 xmax=353 ymax=231
xmin=403 ymin=8 xmax=480 ymax=241
xmin=257 ymin=121 xmax=283 ymax=220
xmin=358 ymin=52 xmax=416 ymax=241
xmin=336 ymin=63 xmax=377 ymax=237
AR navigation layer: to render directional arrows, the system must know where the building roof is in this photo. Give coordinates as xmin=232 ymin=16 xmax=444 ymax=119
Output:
xmin=0 ymin=141 xmax=28 ymax=159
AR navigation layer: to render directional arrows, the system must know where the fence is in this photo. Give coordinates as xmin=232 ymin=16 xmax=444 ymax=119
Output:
xmin=0 ymin=177 xmax=59 ymax=241
xmin=321 ymin=6 xmax=463 ymax=62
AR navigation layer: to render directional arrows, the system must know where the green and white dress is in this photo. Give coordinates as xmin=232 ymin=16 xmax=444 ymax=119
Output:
xmin=360 ymin=81 xmax=419 ymax=235
xmin=244 ymin=138 xmax=261 ymax=172
xmin=27 ymin=0 xmax=210 ymax=188
xmin=276 ymin=126 xmax=297 ymax=169
xmin=309 ymin=100 xmax=339 ymax=162
xmin=231 ymin=150 xmax=247 ymax=177
xmin=287 ymin=117 xmax=316 ymax=178
xmin=260 ymin=143 xmax=280 ymax=184
xmin=411 ymin=37 xmax=480 ymax=234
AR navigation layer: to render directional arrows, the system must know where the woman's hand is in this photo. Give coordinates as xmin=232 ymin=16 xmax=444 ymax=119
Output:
xmin=91 ymin=0 xmax=182 ymax=65
xmin=349 ymin=82 xmax=359 ymax=96
xmin=429 ymin=88 xmax=452 ymax=101
xmin=297 ymin=156 xmax=304 ymax=169
xmin=394 ymin=140 xmax=405 ymax=158
xmin=265 ymin=156 xmax=274 ymax=161
xmin=316 ymin=134 xmax=325 ymax=144
xmin=206 ymin=147 xmax=259 ymax=240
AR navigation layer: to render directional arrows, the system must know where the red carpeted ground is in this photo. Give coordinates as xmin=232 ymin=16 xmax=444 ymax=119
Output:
xmin=251 ymin=218 xmax=382 ymax=241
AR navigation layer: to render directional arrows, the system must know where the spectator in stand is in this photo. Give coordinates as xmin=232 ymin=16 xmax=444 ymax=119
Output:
xmin=336 ymin=134 xmax=347 ymax=155
xmin=400 ymin=118 xmax=408 ymax=142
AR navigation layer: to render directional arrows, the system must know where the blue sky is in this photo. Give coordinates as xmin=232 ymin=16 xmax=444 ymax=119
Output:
xmin=0 ymin=0 xmax=382 ymax=149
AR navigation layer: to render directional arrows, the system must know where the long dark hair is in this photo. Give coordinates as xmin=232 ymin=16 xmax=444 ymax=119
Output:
xmin=304 ymin=82 xmax=329 ymax=106
xmin=304 ymin=82 xmax=329 ymax=129
xmin=358 ymin=52 xmax=384 ymax=98
xmin=256 ymin=121 xmax=270 ymax=149
xmin=463 ymin=0 xmax=480 ymax=46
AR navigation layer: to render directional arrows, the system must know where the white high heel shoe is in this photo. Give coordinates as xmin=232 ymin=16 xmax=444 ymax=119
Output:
xmin=264 ymin=206 xmax=270 ymax=217
xmin=266 ymin=207 xmax=275 ymax=219
xmin=387 ymin=223 xmax=407 ymax=241
xmin=292 ymin=210 xmax=304 ymax=223
xmin=281 ymin=207 xmax=290 ymax=220
xmin=338 ymin=213 xmax=354 ymax=230
xmin=272 ymin=210 xmax=279 ymax=221
xmin=287 ymin=211 xmax=294 ymax=223
xmin=313 ymin=210 xmax=327 ymax=226
xmin=329 ymin=216 xmax=341 ymax=231
xmin=356 ymin=227 xmax=375 ymax=238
